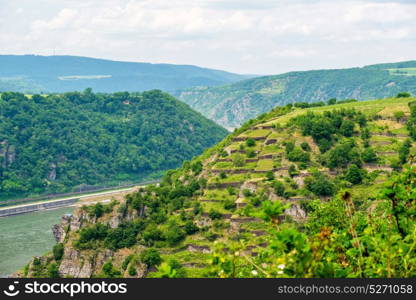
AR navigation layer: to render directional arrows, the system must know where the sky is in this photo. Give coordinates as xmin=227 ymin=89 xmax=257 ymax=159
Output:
xmin=0 ymin=0 xmax=415 ymax=75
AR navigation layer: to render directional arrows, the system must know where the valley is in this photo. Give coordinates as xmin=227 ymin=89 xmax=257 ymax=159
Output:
xmin=18 ymin=96 xmax=416 ymax=278
xmin=0 ymin=90 xmax=227 ymax=199
xmin=178 ymin=61 xmax=416 ymax=129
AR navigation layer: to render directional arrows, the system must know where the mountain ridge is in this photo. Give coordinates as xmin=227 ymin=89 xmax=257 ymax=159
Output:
xmin=0 ymin=55 xmax=251 ymax=94
xmin=177 ymin=60 xmax=416 ymax=129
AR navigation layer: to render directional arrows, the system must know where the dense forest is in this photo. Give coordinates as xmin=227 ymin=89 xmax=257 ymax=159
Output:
xmin=0 ymin=90 xmax=228 ymax=198
xmin=177 ymin=60 xmax=416 ymax=129
xmin=0 ymin=55 xmax=250 ymax=94
xmin=22 ymin=96 xmax=416 ymax=278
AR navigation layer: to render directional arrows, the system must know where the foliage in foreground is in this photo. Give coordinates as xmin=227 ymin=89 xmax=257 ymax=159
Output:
xmin=209 ymin=166 xmax=416 ymax=278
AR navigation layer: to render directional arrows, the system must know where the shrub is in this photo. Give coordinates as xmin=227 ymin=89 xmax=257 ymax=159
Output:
xmin=164 ymin=223 xmax=186 ymax=246
xmin=209 ymin=209 xmax=222 ymax=220
xmin=394 ymin=111 xmax=405 ymax=121
xmin=327 ymin=98 xmax=337 ymax=105
xmin=396 ymin=92 xmax=411 ymax=98
xmin=142 ymin=224 xmax=163 ymax=246
xmin=128 ymin=264 xmax=137 ymax=276
xmin=300 ymin=142 xmax=311 ymax=152
xmin=246 ymin=138 xmax=256 ymax=147
xmin=304 ymin=172 xmax=335 ymax=196
xmin=242 ymin=189 xmax=252 ymax=197
xmin=399 ymin=139 xmax=412 ymax=164
xmin=102 ymin=261 xmax=121 ymax=278
xmin=47 ymin=263 xmax=60 ymax=278
xmin=184 ymin=220 xmax=199 ymax=235
xmin=273 ymin=181 xmax=286 ymax=197
xmin=344 ymin=164 xmax=364 ymax=185
xmin=287 ymin=147 xmax=310 ymax=163
xmin=140 ymin=249 xmax=162 ymax=267
xmin=265 ymin=171 xmax=275 ymax=181
xmin=53 ymin=243 xmax=64 ymax=261
xmin=246 ymin=149 xmax=256 ymax=158
xmin=339 ymin=120 xmax=355 ymax=137
xmin=223 ymin=199 xmax=236 ymax=210
xmin=362 ymin=147 xmax=378 ymax=163
xmin=232 ymin=154 xmax=245 ymax=167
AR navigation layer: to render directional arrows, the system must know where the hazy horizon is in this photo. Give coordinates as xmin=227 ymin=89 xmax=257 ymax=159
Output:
xmin=0 ymin=0 xmax=415 ymax=74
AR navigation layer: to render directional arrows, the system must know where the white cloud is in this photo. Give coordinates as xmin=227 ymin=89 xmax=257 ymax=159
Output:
xmin=0 ymin=0 xmax=415 ymax=74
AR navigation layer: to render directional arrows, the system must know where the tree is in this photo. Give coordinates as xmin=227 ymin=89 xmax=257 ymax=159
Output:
xmin=304 ymin=172 xmax=335 ymax=196
xmin=47 ymin=263 xmax=60 ymax=278
xmin=362 ymin=147 xmax=378 ymax=163
xmin=184 ymin=220 xmax=199 ymax=235
xmin=53 ymin=243 xmax=64 ymax=261
xmin=260 ymin=200 xmax=289 ymax=225
xmin=327 ymin=98 xmax=337 ymax=105
xmin=396 ymin=92 xmax=411 ymax=98
xmin=325 ymin=140 xmax=361 ymax=169
xmin=399 ymin=139 xmax=412 ymax=164
xmin=287 ymin=147 xmax=310 ymax=163
xmin=246 ymin=138 xmax=256 ymax=147
xmin=300 ymin=142 xmax=311 ymax=152
xmin=232 ymin=154 xmax=245 ymax=167
xmin=394 ymin=111 xmax=405 ymax=121
xmin=140 ymin=249 xmax=162 ymax=267
xmin=345 ymin=164 xmax=364 ymax=184
xmin=273 ymin=180 xmax=286 ymax=197
xmin=266 ymin=171 xmax=275 ymax=181
xmin=339 ymin=120 xmax=355 ymax=137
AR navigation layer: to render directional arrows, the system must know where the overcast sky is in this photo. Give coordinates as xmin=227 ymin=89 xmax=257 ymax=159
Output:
xmin=0 ymin=0 xmax=415 ymax=74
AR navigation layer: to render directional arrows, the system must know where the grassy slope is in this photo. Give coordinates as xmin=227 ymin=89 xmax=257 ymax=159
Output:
xmin=22 ymin=97 xmax=416 ymax=278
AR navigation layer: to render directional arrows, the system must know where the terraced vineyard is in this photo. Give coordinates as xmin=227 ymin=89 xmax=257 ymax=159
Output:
xmin=20 ymin=97 xmax=416 ymax=278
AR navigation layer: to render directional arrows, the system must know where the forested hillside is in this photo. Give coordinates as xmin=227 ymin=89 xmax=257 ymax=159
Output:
xmin=0 ymin=90 xmax=228 ymax=198
xmin=22 ymin=96 xmax=416 ymax=278
xmin=0 ymin=55 xmax=250 ymax=94
xmin=177 ymin=61 xmax=416 ymax=129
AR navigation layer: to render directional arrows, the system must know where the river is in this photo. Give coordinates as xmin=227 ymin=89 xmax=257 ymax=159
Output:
xmin=0 ymin=207 xmax=73 ymax=277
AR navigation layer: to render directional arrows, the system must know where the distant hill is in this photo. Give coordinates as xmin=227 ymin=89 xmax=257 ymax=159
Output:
xmin=177 ymin=61 xmax=416 ymax=129
xmin=0 ymin=55 xmax=250 ymax=93
xmin=0 ymin=90 xmax=228 ymax=198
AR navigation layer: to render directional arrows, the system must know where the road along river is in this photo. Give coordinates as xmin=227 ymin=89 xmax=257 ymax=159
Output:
xmin=0 ymin=186 xmax=139 ymax=277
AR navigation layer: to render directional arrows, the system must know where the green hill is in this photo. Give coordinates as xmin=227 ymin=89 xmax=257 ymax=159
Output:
xmin=177 ymin=61 xmax=416 ymax=129
xmin=21 ymin=96 xmax=416 ymax=278
xmin=0 ymin=90 xmax=228 ymax=198
xmin=0 ymin=55 xmax=250 ymax=94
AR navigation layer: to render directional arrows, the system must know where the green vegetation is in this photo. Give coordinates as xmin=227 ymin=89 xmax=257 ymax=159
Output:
xmin=0 ymin=55 xmax=249 ymax=94
xmin=178 ymin=60 xmax=416 ymax=129
xmin=25 ymin=96 xmax=416 ymax=278
xmin=0 ymin=90 xmax=227 ymax=197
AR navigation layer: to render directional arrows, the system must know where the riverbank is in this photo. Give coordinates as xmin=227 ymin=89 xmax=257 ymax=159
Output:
xmin=0 ymin=186 xmax=137 ymax=218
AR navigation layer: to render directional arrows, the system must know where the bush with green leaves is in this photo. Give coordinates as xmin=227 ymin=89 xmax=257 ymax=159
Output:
xmin=362 ymin=147 xmax=378 ymax=163
xmin=344 ymin=164 xmax=365 ymax=185
xmin=246 ymin=138 xmax=256 ymax=147
xmin=52 ymin=243 xmax=64 ymax=261
xmin=209 ymin=166 xmax=416 ymax=278
xmin=140 ymin=249 xmax=162 ymax=267
xmin=272 ymin=180 xmax=286 ymax=197
xmin=102 ymin=261 xmax=121 ymax=278
xmin=304 ymin=171 xmax=335 ymax=197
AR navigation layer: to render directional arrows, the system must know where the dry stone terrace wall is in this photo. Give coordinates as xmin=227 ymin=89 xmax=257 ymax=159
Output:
xmin=363 ymin=164 xmax=394 ymax=172
xmin=265 ymin=138 xmax=278 ymax=145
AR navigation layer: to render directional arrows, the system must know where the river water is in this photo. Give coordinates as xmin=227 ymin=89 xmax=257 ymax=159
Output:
xmin=0 ymin=207 xmax=73 ymax=277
